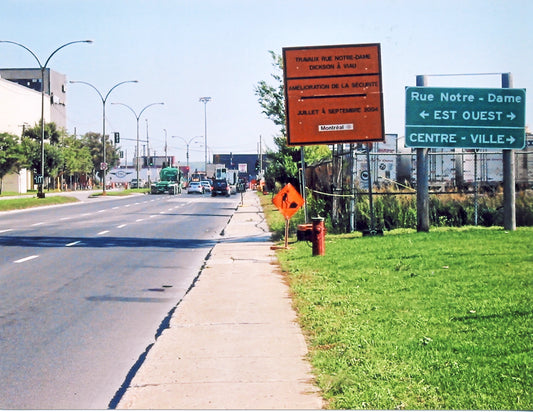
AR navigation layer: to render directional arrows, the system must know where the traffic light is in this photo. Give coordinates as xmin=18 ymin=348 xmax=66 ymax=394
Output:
xmin=114 ymin=132 xmax=120 ymax=143
xmin=255 ymin=159 xmax=260 ymax=172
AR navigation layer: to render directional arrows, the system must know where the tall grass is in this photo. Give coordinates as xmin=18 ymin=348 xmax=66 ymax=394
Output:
xmin=307 ymin=189 xmax=533 ymax=233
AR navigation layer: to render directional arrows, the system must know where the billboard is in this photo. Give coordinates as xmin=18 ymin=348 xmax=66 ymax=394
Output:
xmin=283 ymin=43 xmax=384 ymax=146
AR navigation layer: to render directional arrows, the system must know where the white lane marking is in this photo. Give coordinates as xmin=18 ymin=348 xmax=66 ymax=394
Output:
xmin=117 ymin=224 xmax=127 ymax=228
xmin=159 ymin=211 xmax=166 ymax=214
xmin=125 ymin=204 xmax=131 ymax=208
xmin=65 ymin=241 xmax=81 ymax=247
xmin=60 ymin=217 xmax=72 ymax=221
xmin=14 ymin=255 xmax=39 ymax=263
xmin=81 ymin=212 xmax=91 ymax=216
xmin=0 ymin=229 xmax=13 ymax=233
xmin=136 ymin=218 xmax=144 ymax=222
xmin=98 ymin=230 xmax=110 ymax=235
xmin=112 ymin=206 xmax=119 ymax=210
xmin=150 ymin=215 xmax=157 ymax=218
xmin=31 ymin=222 xmax=45 ymax=226
xmin=97 ymin=209 xmax=106 ymax=213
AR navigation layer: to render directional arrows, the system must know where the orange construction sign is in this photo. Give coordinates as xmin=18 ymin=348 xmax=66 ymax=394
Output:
xmin=272 ymin=183 xmax=305 ymax=220
xmin=283 ymin=43 xmax=384 ymax=146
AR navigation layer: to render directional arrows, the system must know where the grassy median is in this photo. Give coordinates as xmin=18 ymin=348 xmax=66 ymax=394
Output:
xmin=0 ymin=195 xmax=78 ymax=211
xmin=259 ymin=192 xmax=533 ymax=409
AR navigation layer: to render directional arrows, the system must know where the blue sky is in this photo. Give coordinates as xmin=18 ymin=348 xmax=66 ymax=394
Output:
xmin=1 ymin=0 xmax=531 ymax=163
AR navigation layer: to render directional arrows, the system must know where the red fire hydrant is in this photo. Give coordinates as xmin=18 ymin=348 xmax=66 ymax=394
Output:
xmin=312 ymin=217 xmax=325 ymax=256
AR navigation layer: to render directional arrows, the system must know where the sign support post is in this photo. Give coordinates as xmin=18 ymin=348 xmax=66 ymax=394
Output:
xmin=502 ymin=73 xmax=516 ymax=231
xmin=300 ymin=147 xmax=308 ymax=223
xmin=416 ymin=75 xmax=430 ymax=232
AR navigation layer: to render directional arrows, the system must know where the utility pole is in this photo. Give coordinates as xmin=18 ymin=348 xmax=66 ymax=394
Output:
xmin=146 ymin=119 xmax=151 ymax=186
xmin=259 ymin=135 xmax=263 ymax=174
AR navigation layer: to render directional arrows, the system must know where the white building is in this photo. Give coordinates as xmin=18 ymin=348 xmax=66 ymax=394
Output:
xmin=0 ymin=74 xmax=52 ymax=193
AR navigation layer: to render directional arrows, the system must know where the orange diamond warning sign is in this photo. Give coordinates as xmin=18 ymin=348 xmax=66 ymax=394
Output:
xmin=272 ymin=183 xmax=305 ymax=220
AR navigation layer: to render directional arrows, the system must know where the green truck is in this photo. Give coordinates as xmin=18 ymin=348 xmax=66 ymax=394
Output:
xmin=150 ymin=167 xmax=181 ymax=194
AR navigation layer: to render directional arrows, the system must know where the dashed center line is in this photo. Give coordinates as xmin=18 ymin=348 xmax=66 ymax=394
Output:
xmin=31 ymin=222 xmax=45 ymax=226
xmin=14 ymin=255 xmax=39 ymax=263
xmin=117 ymin=224 xmax=127 ymax=228
xmin=65 ymin=241 xmax=81 ymax=247
xmin=0 ymin=229 xmax=13 ymax=233
xmin=98 ymin=230 xmax=110 ymax=235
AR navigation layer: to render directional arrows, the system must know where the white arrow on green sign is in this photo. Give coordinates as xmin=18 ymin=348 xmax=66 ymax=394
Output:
xmin=405 ymin=87 xmax=526 ymax=149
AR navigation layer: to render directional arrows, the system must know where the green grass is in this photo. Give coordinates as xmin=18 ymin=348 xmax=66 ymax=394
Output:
xmin=91 ymin=188 xmax=149 ymax=196
xmin=259 ymin=188 xmax=533 ymax=409
xmin=0 ymin=195 xmax=78 ymax=211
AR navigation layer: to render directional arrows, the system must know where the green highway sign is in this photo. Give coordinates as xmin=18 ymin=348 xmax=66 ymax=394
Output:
xmin=405 ymin=87 xmax=526 ymax=149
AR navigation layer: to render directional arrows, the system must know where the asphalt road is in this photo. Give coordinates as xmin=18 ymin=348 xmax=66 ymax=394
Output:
xmin=0 ymin=192 xmax=239 ymax=409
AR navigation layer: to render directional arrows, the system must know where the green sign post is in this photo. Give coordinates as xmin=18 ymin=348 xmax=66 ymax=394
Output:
xmin=405 ymin=87 xmax=526 ymax=149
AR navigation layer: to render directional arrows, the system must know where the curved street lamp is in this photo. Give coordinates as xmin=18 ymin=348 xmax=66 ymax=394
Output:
xmin=111 ymin=102 xmax=164 ymax=187
xmin=0 ymin=39 xmax=93 ymax=198
xmin=69 ymin=80 xmax=138 ymax=195
xmin=171 ymin=135 xmax=203 ymax=174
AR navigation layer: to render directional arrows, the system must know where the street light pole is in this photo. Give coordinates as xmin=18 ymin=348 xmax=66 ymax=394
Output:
xmin=163 ymin=129 xmax=168 ymax=166
xmin=171 ymin=135 xmax=202 ymax=177
xmin=0 ymin=39 xmax=93 ymax=198
xmin=111 ymin=102 xmax=164 ymax=188
xmin=199 ymin=97 xmax=211 ymax=174
xmin=69 ymin=80 xmax=138 ymax=195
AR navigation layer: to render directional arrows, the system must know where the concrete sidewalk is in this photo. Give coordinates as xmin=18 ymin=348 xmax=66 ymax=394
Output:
xmin=116 ymin=190 xmax=323 ymax=409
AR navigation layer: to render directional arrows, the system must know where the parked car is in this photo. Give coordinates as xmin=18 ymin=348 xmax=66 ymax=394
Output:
xmin=200 ymin=180 xmax=212 ymax=192
xmin=187 ymin=181 xmax=204 ymax=194
xmin=211 ymin=179 xmax=230 ymax=197
xmin=130 ymin=178 xmax=145 ymax=188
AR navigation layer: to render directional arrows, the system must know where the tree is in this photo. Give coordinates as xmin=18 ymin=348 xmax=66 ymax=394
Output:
xmin=62 ymin=136 xmax=93 ymax=176
xmin=60 ymin=135 xmax=93 ymax=190
xmin=0 ymin=133 xmax=23 ymax=194
xmin=255 ymin=51 xmax=331 ymax=191
xmin=22 ymin=122 xmax=62 ymax=145
xmin=256 ymin=51 xmax=286 ymax=134
xmin=80 ymin=132 xmax=120 ymax=184
xmin=19 ymin=136 xmax=40 ymax=174
xmin=21 ymin=122 xmax=69 ymax=189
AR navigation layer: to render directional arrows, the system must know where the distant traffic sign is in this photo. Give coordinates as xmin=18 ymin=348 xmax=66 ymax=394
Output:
xmin=283 ymin=43 xmax=384 ymax=146
xmin=405 ymin=87 xmax=526 ymax=149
